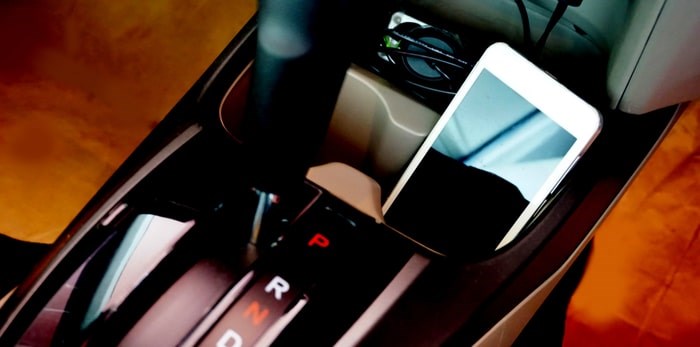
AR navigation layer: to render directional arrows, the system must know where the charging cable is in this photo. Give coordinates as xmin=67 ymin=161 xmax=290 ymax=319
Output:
xmin=515 ymin=0 xmax=583 ymax=59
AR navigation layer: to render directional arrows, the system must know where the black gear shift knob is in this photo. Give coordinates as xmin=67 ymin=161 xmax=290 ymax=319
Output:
xmin=242 ymin=0 xmax=353 ymax=196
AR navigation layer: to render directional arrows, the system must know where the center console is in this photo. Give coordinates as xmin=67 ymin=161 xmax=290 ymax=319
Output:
xmin=0 ymin=1 xmax=681 ymax=346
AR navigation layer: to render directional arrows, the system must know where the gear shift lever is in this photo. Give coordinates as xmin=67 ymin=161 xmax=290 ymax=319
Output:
xmin=242 ymin=0 xmax=353 ymax=196
xmin=241 ymin=0 xmax=354 ymax=248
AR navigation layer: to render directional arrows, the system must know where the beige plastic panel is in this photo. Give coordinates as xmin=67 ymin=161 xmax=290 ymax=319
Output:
xmin=606 ymin=0 xmax=664 ymax=112
xmin=306 ymin=162 xmax=384 ymax=223
xmin=317 ymin=65 xmax=440 ymax=180
xmin=608 ymin=0 xmax=700 ymax=114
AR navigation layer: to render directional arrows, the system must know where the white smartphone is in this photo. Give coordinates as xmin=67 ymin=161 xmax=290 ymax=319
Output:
xmin=382 ymin=42 xmax=602 ymax=258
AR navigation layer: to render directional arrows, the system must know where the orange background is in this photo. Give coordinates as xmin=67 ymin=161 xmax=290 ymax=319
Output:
xmin=565 ymin=101 xmax=700 ymax=346
xmin=0 ymin=0 xmax=255 ymax=242
xmin=0 ymin=1 xmax=698 ymax=345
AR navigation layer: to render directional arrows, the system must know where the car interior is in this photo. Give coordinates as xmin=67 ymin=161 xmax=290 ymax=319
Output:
xmin=0 ymin=0 xmax=699 ymax=346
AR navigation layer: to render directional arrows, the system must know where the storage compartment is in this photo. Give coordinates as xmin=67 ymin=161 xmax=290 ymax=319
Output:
xmin=351 ymin=2 xmax=617 ymax=113
xmin=220 ymin=64 xmax=440 ymax=193
xmin=384 ymin=0 xmax=700 ymax=114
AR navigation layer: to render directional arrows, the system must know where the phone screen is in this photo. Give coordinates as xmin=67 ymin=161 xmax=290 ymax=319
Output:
xmin=383 ymin=70 xmax=577 ymax=259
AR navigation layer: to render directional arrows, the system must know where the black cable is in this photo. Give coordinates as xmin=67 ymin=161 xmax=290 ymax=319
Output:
xmin=377 ymin=47 xmax=469 ymax=70
xmin=534 ymin=0 xmax=569 ymax=57
xmin=369 ymin=24 xmax=476 ymax=106
xmin=386 ymin=29 xmax=473 ymax=68
xmin=514 ymin=0 xmax=532 ymax=49
xmin=403 ymin=79 xmax=457 ymax=95
xmin=429 ymin=62 xmax=458 ymax=91
xmin=430 ymin=62 xmax=453 ymax=82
